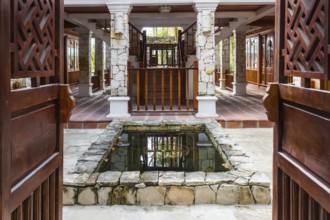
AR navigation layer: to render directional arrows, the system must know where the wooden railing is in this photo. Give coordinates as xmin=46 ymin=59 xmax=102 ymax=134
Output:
xmin=246 ymin=69 xmax=258 ymax=85
xmin=246 ymin=68 xmax=275 ymax=86
xmin=178 ymin=21 xmax=197 ymax=67
xmin=215 ymin=71 xmax=220 ymax=86
xmin=225 ymin=73 xmax=234 ymax=90
xmin=128 ymin=67 xmax=198 ymax=112
xmin=129 ymin=22 xmax=146 ymax=67
xmin=91 ymin=74 xmax=100 ymax=90
xmin=67 ymin=70 xmax=80 ymax=85
xmin=104 ymin=69 xmax=110 ymax=86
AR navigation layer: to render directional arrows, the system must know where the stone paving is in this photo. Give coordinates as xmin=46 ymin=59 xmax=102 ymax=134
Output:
xmin=63 ymin=127 xmax=273 ymax=220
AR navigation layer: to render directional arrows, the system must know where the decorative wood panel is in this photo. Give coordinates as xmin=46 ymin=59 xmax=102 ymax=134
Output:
xmin=1 ymin=0 xmax=68 ymax=219
xmin=284 ymin=0 xmax=329 ymax=79
xmin=263 ymin=84 xmax=330 ymax=219
xmin=11 ymin=0 xmax=56 ymax=78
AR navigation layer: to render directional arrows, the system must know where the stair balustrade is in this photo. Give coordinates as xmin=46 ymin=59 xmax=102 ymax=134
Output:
xmin=178 ymin=21 xmax=197 ymax=67
xmin=129 ymin=22 xmax=147 ymax=67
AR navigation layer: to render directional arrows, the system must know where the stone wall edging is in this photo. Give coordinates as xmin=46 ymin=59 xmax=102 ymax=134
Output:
xmin=64 ymin=119 xmax=271 ymax=206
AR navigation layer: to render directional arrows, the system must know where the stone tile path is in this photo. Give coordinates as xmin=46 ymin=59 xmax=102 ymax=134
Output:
xmin=63 ymin=205 xmax=271 ymax=220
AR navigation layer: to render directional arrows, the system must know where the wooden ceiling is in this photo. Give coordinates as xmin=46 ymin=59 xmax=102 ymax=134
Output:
xmin=65 ymin=6 xmax=108 ymax=14
xmin=216 ymin=5 xmax=265 ymax=12
xmin=248 ymin=16 xmax=275 ymax=27
xmin=64 ymin=4 xmax=266 ymax=14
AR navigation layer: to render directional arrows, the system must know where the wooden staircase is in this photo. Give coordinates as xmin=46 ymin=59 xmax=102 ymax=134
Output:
xmin=178 ymin=21 xmax=197 ymax=67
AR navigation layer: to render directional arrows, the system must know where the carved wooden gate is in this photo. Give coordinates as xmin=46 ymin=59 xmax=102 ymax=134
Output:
xmin=0 ymin=0 xmax=74 ymax=219
xmin=263 ymin=0 xmax=330 ymax=219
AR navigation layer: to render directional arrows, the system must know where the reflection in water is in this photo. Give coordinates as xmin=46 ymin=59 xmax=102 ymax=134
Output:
xmin=99 ymin=132 xmax=228 ymax=172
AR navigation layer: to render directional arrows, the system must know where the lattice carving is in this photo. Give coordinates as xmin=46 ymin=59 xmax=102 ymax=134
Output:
xmin=11 ymin=0 xmax=55 ymax=78
xmin=284 ymin=0 xmax=329 ymax=79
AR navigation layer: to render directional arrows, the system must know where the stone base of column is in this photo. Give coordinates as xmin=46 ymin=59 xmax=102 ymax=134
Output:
xmin=232 ymin=82 xmax=247 ymax=96
xmin=195 ymin=96 xmax=219 ymax=118
xmin=219 ymin=79 xmax=226 ymax=90
xmin=78 ymin=83 xmax=93 ymax=97
xmin=106 ymin=96 xmax=131 ymax=118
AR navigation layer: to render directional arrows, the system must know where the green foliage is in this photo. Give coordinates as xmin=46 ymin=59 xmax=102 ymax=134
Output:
xmin=229 ymin=36 xmax=234 ymax=72
xmin=90 ymin=38 xmax=95 ymax=74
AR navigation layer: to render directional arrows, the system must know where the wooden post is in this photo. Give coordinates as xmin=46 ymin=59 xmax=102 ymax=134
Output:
xmin=178 ymin=70 xmax=181 ymax=110
xmin=193 ymin=61 xmax=198 ymax=110
xmin=137 ymin=70 xmax=140 ymax=111
xmin=153 ymin=70 xmax=156 ymax=110
xmin=145 ymin=70 xmax=148 ymax=110
xmin=170 ymin=70 xmax=173 ymax=110
xmin=186 ymin=69 xmax=189 ymax=110
xmin=162 ymin=69 xmax=165 ymax=110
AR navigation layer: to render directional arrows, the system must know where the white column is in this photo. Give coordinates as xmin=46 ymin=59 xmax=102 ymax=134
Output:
xmin=194 ymin=0 xmax=219 ymax=118
xmin=233 ymin=28 xmax=247 ymax=96
xmin=77 ymin=28 xmax=93 ymax=97
xmin=106 ymin=1 xmax=132 ymax=118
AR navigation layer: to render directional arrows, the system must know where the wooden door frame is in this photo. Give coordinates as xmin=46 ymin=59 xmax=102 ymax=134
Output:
xmin=265 ymin=0 xmax=330 ymax=219
xmin=0 ymin=0 xmax=73 ymax=219
xmin=0 ymin=0 xmax=12 ymax=218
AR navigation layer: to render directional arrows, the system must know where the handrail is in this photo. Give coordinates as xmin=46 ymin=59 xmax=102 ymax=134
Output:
xmin=177 ymin=21 xmax=197 ymax=67
xmin=129 ymin=22 xmax=147 ymax=67
xmin=181 ymin=21 xmax=197 ymax=35
xmin=129 ymin=22 xmax=143 ymax=35
xmin=128 ymin=67 xmax=197 ymax=71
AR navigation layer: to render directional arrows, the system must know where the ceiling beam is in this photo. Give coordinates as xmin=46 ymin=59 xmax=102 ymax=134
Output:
xmin=64 ymin=0 xmax=275 ymax=6
xmin=65 ymin=11 xmax=257 ymax=20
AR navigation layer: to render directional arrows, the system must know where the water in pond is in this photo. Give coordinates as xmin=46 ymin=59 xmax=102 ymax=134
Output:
xmin=99 ymin=131 xmax=229 ymax=172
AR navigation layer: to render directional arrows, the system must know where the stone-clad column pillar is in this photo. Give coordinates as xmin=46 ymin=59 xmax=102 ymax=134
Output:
xmin=233 ymin=28 xmax=247 ymax=96
xmin=77 ymin=28 xmax=93 ymax=97
xmin=106 ymin=1 xmax=131 ymax=118
xmin=194 ymin=0 xmax=219 ymax=118
xmin=219 ymin=38 xmax=230 ymax=90
xmin=106 ymin=44 xmax=111 ymax=71
xmin=95 ymin=38 xmax=105 ymax=90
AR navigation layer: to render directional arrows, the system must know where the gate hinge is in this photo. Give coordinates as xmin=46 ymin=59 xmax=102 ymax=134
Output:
xmin=53 ymin=50 xmax=58 ymax=57
xmin=281 ymin=49 xmax=286 ymax=56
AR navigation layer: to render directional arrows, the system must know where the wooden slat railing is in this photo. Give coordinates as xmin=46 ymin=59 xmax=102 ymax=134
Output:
xmin=225 ymin=73 xmax=234 ymax=90
xmin=128 ymin=67 xmax=198 ymax=112
xmin=104 ymin=69 xmax=110 ymax=86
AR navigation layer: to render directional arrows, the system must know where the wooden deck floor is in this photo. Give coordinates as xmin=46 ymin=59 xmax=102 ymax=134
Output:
xmin=67 ymin=84 xmax=272 ymax=129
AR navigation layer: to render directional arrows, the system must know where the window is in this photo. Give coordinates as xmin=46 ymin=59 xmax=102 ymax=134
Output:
xmin=246 ymin=37 xmax=258 ymax=69
xmin=265 ymin=34 xmax=274 ymax=68
xmin=66 ymin=36 xmax=79 ymax=71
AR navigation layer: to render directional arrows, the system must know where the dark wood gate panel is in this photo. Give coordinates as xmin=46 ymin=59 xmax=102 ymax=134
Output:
xmin=263 ymin=0 xmax=330 ymax=219
xmin=1 ymin=0 xmax=74 ymax=219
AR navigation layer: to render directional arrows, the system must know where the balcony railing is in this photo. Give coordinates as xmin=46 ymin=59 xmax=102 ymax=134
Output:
xmin=128 ymin=67 xmax=198 ymax=112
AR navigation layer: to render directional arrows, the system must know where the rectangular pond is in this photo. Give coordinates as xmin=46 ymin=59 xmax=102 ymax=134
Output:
xmin=99 ymin=131 xmax=228 ymax=172
xmin=63 ymin=120 xmax=271 ymax=206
